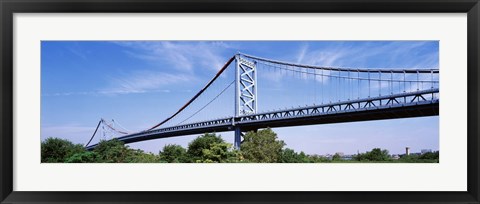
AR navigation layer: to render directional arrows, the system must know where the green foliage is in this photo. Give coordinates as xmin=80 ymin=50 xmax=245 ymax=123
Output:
xmin=93 ymin=139 xmax=131 ymax=163
xmin=41 ymin=131 xmax=438 ymax=163
xmin=229 ymin=150 xmax=246 ymax=163
xmin=354 ymin=148 xmax=391 ymax=162
xmin=199 ymin=142 xmax=240 ymax=163
xmin=41 ymin=137 xmax=85 ymax=163
xmin=159 ymin=144 xmax=187 ymax=163
xmin=398 ymin=151 xmax=439 ymax=163
xmin=332 ymin=153 xmax=343 ymax=161
xmin=308 ymin=154 xmax=330 ymax=163
xmin=419 ymin=151 xmax=439 ymax=161
xmin=65 ymin=151 xmax=98 ymax=163
xmin=125 ymin=149 xmax=160 ymax=163
xmin=187 ymin=133 xmax=225 ymax=161
xmin=280 ymin=148 xmax=300 ymax=163
xmin=297 ymin=151 xmax=313 ymax=163
xmin=280 ymin=148 xmax=311 ymax=163
xmin=280 ymin=148 xmax=329 ymax=163
xmin=241 ymin=128 xmax=285 ymax=163
xmin=398 ymin=154 xmax=420 ymax=162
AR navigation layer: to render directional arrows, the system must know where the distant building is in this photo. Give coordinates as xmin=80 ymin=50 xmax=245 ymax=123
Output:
xmin=335 ymin=152 xmax=344 ymax=157
xmin=391 ymin=154 xmax=400 ymax=160
xmin=421 ymin=149 xmax=432 ymax=154
xmin=406 ymin=147 xmax=410 ymax=156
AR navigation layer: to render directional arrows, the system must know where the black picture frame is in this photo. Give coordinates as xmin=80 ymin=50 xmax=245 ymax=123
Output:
xmin=1 ymin=0 xmax=479 ymax=203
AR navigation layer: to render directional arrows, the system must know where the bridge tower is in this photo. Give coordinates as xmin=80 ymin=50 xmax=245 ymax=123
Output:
xmin=234 ymin=54 xmax=258 ymax=149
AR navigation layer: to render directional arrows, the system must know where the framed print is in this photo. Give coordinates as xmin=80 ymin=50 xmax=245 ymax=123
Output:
xmin=1 ymin=0 xmax=479 ymax=203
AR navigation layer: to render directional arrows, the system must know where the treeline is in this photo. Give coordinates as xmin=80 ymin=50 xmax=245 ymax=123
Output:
xmin=41 ymin=128 xmax=439 ymax=163
xmin=352 ymin=148 xmax=439 ymax=163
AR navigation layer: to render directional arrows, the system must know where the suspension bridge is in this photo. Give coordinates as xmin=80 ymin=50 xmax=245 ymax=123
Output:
xmin=85 ymin=53 xmax=439 ymax=150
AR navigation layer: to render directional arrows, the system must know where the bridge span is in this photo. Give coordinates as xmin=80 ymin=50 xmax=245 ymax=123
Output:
xmin=86 ymin=53 xmax=439 ymax=150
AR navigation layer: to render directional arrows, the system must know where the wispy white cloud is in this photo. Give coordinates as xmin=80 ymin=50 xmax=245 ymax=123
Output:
xmin=114 ymin=41 xmax=234 ymax=73
xmin=295 ymin=43 xmax=349 ymax=67
xmin=260 ymin=43 xmax=347 ymax=84
xmin=295 ymin=41 xmax=438 ymax=69
xmin=409 ymin=51 xmax=439 ymax=68
xmin=42 ymin=89 xmax=173 ymax=97
xmin=101 ymin=71 xmax=194 ymax=96
xmin=296 ymin=43 xmax=309 ymax=64
xmin=261 ymin=41 xmax=438 ymax=89
xmin=43 ymin=71 xmax=193 ymax=96
xmin=103 ymin=41 xmax=236 ymax=95
xmin=47 ymin=41 xmax=235 ymax=97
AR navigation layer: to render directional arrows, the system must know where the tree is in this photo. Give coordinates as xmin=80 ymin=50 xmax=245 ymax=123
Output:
xmin=398 ymin=151 xmax=439 ymax=163
xmin=354 ymin=148 xmax=391 ymax=162
xmin=65 ymin=151 xmax=99 ymax=163
xmin=419 ymin=151 xmax=439 ymax=161
xmin=280 ymin=148 xmax=332 ymax=163
xmin=332 ymin=153 xmax=343 ymax=161
xmin=159 ymin=144 xmax=187 ymax=163
xmin=298 ymin=151 xmax=314 ymax=163
xmin=125 ymin=149 xmax=160 ymax=163
xmin=199 ymin=142 xmax=240 ymax=163
xmin=93 ymin=139 xmax=130 ymax=163
xmin=41 ymin=137 xmax=85 ymax=163
xmin=280 ymin=148 xmax=300 ymax=163
xmin=308 ymin=154 xmax=330 ymax=163
xmin=240 ymin=128 xmax=285 ymax=163
xmin=187 ymin=133 xmax=225 ymax=162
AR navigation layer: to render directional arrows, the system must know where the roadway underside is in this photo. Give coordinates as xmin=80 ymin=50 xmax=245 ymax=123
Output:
xmin=112 ymin=102 xmax=439 ymax=146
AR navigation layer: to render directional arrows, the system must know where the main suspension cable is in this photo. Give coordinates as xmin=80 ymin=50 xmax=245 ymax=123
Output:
xmin=85 ymin=119 xmax=103 ymax=147
xmin=103 ymin=120 xmax=128 ymax=135
xmin=240 ymin=52 xmax=438 ymax=73
xmin=146 ymin=56 xmax=235 ymax=131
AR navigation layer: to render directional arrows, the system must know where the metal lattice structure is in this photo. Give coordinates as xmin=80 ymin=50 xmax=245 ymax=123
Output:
xmin=234 ymin=55 xmax=258 ymax=148
xmin=235 ymin=54 xmax=258 ymax=116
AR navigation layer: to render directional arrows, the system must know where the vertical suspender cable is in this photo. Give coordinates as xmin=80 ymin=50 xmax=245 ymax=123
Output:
xmin=379 ymin=71 xmax=381 ymax=96
xmin=417 ymin=70 xmax=419 ymax=90
xmin=338 ymin=70 xmax=340 ymax=101
xmin=390 ymin=71 xmax=393 ymax=94
xmin=314 ymin=68 xmax=317 ymax=104
xmin=322 ymin=69 xmax=324 ymax=104
xmin=348 ymin=71 xmax=350 ymax=100
xmin=431 ymin=70 xmax=434 ymax=88
xmin=368 ymin=71 xmax=371 ymax=98
xmin=358 ymin=71 xmax=360 ymax=99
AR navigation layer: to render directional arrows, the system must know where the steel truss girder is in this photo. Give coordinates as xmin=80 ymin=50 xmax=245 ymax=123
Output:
xmin=113 ymin=89 xmax=439 ymax=138
xmin=141 ymin=89 xmax=438 ymax=136
xmin=236 ymin=88 xmax=439 ymax=123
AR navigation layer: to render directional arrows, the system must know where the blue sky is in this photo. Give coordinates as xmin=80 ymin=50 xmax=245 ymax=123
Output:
xmin=41 ymin=41 xmax=439 ymax=155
